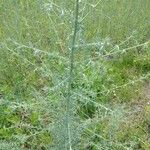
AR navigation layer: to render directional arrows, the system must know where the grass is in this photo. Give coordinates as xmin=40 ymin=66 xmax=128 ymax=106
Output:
xmin=0 ymin=0 xmax=150 ymax=149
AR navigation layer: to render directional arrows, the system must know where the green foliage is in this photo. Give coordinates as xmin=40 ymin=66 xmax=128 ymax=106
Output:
xmin=0 ymin=0 xmax=150 ymax=149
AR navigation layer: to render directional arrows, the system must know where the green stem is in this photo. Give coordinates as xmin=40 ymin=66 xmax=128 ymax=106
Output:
xmin=66 ymin=0 xmax=79 ymax=150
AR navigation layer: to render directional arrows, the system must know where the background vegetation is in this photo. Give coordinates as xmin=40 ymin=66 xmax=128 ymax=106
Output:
xmin=0 ymin=0 xmax=150 ymax=149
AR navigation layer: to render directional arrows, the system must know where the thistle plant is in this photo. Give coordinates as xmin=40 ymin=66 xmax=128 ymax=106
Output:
xmin=0 ymin=0 xmax=150 ymax=150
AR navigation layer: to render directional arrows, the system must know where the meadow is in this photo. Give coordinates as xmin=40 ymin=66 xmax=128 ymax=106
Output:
xmin=0 ymin=0 xmax=150 ymax=149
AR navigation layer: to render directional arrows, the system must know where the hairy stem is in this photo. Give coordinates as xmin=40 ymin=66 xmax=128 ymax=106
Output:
xmin=66 ymin=0 xmax=79 ymax=150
